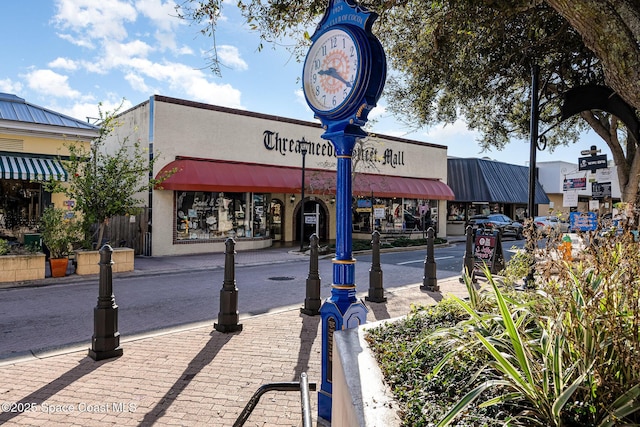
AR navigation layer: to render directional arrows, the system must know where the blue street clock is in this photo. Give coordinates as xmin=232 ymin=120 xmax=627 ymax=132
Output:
xmin=302 ymin=0 xmax=387 ymax=422
xmin=302 ymin=0 xmax=386 ymax=134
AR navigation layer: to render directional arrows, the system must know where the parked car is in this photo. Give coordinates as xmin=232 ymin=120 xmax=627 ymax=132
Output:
xmin=534 ymin=216 xmax=570 ymax=234
xmin=468 ymin=213 xmax=524 ymax=239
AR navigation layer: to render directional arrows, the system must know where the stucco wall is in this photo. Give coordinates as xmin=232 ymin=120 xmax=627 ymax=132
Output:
xmin=108 ymin=96 xmax=451 ymax=255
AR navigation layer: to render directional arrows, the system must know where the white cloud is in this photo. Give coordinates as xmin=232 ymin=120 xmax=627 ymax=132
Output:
xmin=53 ymin=0 xmax=137 ymax=42
xmin=137 ymin=60 xmax=243 ymax=107
xmin=217 ymin=45 xmax=248 ymax=71
xmin=0 ymin=79 xmax=23 ymax=95
xmin=56 ymin=32 xmax=95 ymax=49
xmin=136 ymin=0 xmax=180 ymax=31
xmin=56 ymin=99 xmax=134 ymax=125
xmin=367 ymin=103 xmax=387 ymax=121
xmin=136 ymin=0 xmax=192 ymax=53
xmin=124 ymin=72 xmax=152 ymax=93
xmin=24 ymin=69 xmax=82 ymax=99
xmin=48 ymin=57 xmax=79 ymax=71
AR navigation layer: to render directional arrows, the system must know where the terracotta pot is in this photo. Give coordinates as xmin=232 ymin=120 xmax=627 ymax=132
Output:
xmin=50 ymin=258 xmax=69 ymax=278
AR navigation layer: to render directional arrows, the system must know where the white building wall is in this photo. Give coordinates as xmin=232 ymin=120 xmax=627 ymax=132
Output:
xmin=109 ymin=96 xmax=451 ymax=256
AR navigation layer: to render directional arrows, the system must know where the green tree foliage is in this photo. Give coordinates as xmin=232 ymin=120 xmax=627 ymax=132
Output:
xmin=48 ymin=103 xmax=172 ymax=249
xmin=177 ymin=0 xmax=640 ymax=203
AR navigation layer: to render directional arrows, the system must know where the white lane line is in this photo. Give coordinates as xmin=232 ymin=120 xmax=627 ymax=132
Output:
xmin=397 ymin=256 xmax=454 ymax=265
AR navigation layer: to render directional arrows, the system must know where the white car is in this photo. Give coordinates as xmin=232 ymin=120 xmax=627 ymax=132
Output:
xmin=534 ymin=216 xmax=570 ymax=234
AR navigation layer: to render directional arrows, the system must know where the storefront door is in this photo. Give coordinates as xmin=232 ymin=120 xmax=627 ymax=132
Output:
xmin=295 ymin=199 xmax=327 ymax=244
xmin=269 ymin=198 xmax=284 ymax=242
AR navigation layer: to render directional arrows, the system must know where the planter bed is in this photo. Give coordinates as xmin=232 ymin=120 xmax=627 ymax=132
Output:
xmin=74 ymin=248 xmax=135 ymax=275
xmin=0 ymin=253 xmax=46 ymax=282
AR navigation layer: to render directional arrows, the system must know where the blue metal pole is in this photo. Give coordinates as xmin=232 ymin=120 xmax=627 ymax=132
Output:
xmin=318 ymin=131 xmax=368 ymax=422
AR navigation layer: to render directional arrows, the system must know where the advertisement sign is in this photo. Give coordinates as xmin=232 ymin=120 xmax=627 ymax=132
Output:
xmin=570 ymin=211 xmax=597 ymax=231
xmin=563 ymin=191 xmax=578 ymax=207
xmin=592 ymin=182 xmax=612 ymax=199
xmin=563 ymin=177 xmax=587 ymax=190
xmin=579 ymin=154 xmax=608 ymax=171
xmin=473 ymin=230 xmax=505 ymax=274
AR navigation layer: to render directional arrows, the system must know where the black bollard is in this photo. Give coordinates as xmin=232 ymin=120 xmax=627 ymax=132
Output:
xmin=366 ymin=231 xmax=386 ymax=302
xmin=88 ymin=244 xmax=123 ymax=361
xmin=214 ymin=238 xmax=243 ymax=333
xmin=461 ymin=225 xmax=477 ymax=283
xmin=421 ymin=227 xmax=439 ymax=291
xmin=301 ymin=234 xmax=321 ymax=316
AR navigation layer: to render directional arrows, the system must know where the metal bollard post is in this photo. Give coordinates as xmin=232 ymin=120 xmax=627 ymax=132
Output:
xmin=301 ymin=234 xmax=322 ymax=316
xmin=421 ymin=227 xmax=439 ymax=291
xmin=462 ymin=225 xmax=477 ymax=283
xmin=366 ymin=231 xmax=386 ymax=302
xmin=214 ymin=238 xmax=243 ymax=333
xmin=88 ymin=244 xmax=123 ymax=361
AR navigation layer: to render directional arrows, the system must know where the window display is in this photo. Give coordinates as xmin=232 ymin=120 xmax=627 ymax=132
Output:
xmin=353 ymin=196 xmax=437 ymax=232
xmin=0 ymin=180 xmax=46 ymax=241
xmin=175 ymin=191 xmax=269 ymax=241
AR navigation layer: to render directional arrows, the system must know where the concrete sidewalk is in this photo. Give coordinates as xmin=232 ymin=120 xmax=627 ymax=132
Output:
xmin=0 ymin=271 xmax=469 ymax=426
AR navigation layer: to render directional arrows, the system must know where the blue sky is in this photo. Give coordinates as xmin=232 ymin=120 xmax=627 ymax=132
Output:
xmin=1 ymin=0 xmax=604 ymax=165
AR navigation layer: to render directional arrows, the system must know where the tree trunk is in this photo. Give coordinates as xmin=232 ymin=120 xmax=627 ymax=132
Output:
xmin=545 ymin=0 xmax=640 ymax=111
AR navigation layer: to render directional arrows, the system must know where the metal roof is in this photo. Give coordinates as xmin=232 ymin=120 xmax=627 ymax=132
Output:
xmin=448 ymin=158 xmax=550 ymax=204
xmin=0 ymin=93 xmax=98 ymax=131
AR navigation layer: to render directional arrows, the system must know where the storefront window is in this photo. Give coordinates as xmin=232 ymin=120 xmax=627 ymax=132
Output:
xmin=353 ymin=196 xmax=436 ymax=232
xmin=0 ymin=180 xmax=45 ymax=240
xmin=448 ymin=203 xmax=466 ymax=221
xmin=175 ymin=191 xmax=269 ymax=241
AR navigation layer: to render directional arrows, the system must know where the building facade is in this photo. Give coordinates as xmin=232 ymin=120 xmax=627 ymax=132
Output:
xmin=108 ymin=95 xmax=454 ymax=256
xmin=0 ymin=93 xmax=98 ymax=246
xmin=536 ymin=160 xmax=622 ymax=216
xmin=446 ymin=157 xmax=550 ymax=235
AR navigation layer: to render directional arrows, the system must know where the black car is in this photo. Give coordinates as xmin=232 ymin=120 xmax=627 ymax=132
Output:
xmin=468 ymin=213 xmax=524 ymax=239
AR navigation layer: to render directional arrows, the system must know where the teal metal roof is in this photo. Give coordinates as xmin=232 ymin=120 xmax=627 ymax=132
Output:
xmin=0 ymin=93 xmax=98 ymax=131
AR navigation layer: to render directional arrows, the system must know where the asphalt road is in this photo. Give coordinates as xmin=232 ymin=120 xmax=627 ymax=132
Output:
xmin=0 ymin=239 xmax=525 ymax=360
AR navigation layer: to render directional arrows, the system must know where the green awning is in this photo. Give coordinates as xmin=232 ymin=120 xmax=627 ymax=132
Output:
xmin=0 ymin=155 xmax=68 ymax=181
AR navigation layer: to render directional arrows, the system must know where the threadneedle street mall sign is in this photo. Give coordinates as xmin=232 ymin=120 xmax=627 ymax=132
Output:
xmin=262 ymin=130 xmax=406 ymax=169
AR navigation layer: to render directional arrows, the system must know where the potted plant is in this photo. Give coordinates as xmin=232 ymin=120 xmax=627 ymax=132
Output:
xmin=40 ymin=206 xmax=81 ymax=277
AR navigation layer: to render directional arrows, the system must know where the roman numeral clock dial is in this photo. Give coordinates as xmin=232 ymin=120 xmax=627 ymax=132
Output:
xmin=303 ymin=27 xmax=364 ymax=116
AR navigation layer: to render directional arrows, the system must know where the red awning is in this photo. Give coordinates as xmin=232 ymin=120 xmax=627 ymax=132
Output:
xmin=156 ymin=158 xmax=454 ymax=200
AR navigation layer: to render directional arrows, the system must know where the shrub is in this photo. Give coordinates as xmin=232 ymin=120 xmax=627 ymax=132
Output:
xmin=367 ymin=215 xmax=640 ymax=426
xmin=0 ymin=238 xmax=9 ymax=255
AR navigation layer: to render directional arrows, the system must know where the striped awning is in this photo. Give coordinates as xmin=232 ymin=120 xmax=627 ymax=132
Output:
xmin=0 ymin=155 xmax=68 ymax=181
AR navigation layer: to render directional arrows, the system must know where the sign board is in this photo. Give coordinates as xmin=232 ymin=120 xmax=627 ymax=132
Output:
xmin=357 ymin=199 xmax=372 ymax=208
xmin=563 ymin=191 xmax=578 ymax=207
xmin=570 ymin=211 xmax=597 ymax=231
xmin=563 ymin=177 xmax=587 ymax=190
xmin=374 ymin=207 xmax=386 ymax=219
xmin=304 ymin=213 xmax=317 ymax=224
xmin=592 ymin=182 xmax=611 ymax=199
xmin=596 ymin=167 xmax=612 ymax=181
xmin=473 ymin=230 xmax=505 ymax=274
xmin=579 ymin=154 xmax=608 ymax=171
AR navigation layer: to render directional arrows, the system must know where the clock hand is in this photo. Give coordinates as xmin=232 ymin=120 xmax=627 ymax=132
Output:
xmin=318 ymin=67 xmax=352 ymax=87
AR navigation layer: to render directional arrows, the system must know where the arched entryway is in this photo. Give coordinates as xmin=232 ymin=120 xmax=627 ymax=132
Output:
xmin=294 ymin=198 xmax=329 ymax=245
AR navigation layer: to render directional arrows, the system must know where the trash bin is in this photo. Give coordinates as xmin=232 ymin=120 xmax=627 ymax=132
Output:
xmin=24 ymin=233 xmax=42 ymax=251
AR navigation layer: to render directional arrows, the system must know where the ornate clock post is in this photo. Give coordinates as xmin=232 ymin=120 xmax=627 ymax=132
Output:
xmin=301 ymin=0 xmax=386 ymax=421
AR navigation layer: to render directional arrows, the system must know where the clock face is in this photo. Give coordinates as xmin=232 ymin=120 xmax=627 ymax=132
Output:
xmin=303 ymin=27 xmax=362 ymax=114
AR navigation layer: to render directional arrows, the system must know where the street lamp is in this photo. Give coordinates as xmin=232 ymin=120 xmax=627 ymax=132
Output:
xmin=299 ymin=138 xmax=310 ymax=252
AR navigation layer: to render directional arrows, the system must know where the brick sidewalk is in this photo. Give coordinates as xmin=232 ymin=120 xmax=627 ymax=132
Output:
xmin=0 ymin=277 xmax=469 ymax=426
